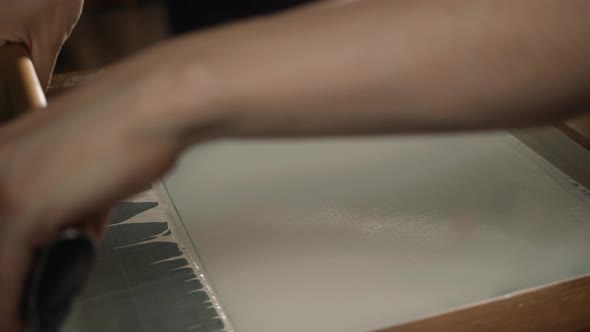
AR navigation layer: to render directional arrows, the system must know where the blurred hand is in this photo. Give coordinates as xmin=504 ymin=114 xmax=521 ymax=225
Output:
xmin=0 ymin=59 xmax=191 ymax=331
xmin=0 ymin=208 xmax=109 ymax=332
xmin=0 ymin=0 xmax=84 ymax=88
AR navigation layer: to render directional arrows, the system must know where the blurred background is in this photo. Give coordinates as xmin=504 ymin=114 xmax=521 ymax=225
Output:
xmin=55 ymin=0 xmax=315 ymax=73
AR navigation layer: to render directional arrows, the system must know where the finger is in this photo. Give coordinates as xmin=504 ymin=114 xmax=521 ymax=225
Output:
xmin=84 ymin=208 xmax=111 ymax=241
xmin=0 ymin=208 xmax=106 ymax=332
xmin=67 ymin=208 xmax=112 ymax=243
xmin=29 ymin=0 xmax=84 ymax=88
xmin=30 ymin=42 xmax=59 ymax=90
xmin=0 ymin=228 xmax=32 ymax=332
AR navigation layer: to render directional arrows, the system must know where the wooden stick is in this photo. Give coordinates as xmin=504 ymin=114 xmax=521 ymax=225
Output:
xmin=0 ymin=43 xmax=47 ymax=120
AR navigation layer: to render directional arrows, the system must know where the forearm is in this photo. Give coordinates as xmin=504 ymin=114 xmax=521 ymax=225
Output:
xmin=153 ymin=0 xmax=590 ymax=139
xmin=4 ymin=0 xmax=590 ymax=273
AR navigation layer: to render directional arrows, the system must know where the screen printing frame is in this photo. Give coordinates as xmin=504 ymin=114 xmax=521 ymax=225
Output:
xmin=49 ymin=71 xmax=590 ymax=332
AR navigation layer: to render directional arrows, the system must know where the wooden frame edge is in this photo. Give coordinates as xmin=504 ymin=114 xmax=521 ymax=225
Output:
xmin=377 ymin=275 xmax=590 ymax=332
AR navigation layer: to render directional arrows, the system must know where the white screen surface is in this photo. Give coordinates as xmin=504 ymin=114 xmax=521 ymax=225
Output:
xmin=164 ymin=131 xmax=590 ymax=332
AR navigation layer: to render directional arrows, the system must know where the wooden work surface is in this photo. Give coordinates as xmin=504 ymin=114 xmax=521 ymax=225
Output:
xmin=47 ymin=70 xmax=102 ymax=98
xmin=562 ymin=115 xmax=590 ymax=150
xmin=49 ymin=71 xmax=590 ymax=332
xmin=380 ymin=275 xmax=590 ymax=332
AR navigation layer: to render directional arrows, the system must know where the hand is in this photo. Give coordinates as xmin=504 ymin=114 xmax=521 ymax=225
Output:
xmin=0 ymin=209 xmax=109 ymax=332
xmin=0 ymin=56 xmax=205 ymax=331
xmin=0 ymin=0 xmax=84 ymax=88
xmin=0 ymin=90 xmax=175 ymax=331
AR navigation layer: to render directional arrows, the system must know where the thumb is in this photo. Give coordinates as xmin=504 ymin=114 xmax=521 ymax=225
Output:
xmin=0 ymin=208 xmax=108 ymax=332
xmin=29 ymin=0 xmax=84 ymax=89
xmin=72 ymin=208 xmax=112 ymax=242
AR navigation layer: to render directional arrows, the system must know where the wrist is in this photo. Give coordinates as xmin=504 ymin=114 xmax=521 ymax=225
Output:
xmin=133 ymin=43 xmax=238 ymax=146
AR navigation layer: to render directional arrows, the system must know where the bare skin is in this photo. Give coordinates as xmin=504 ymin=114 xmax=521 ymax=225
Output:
xmin=0 ymin=0 xmax=84 ymax=87
xmin=2 ymin=0 xmax=590 ymax=330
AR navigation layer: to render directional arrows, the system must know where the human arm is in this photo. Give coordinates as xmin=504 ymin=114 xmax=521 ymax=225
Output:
xmin=2 ymin=0 xmax=590 ymax=330
xmin=143 ymin=0 xmax=590 ymax=137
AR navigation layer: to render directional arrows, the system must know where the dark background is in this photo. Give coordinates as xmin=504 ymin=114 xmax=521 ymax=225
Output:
xmin=56 ymin=0 xmax=314 ymax=72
